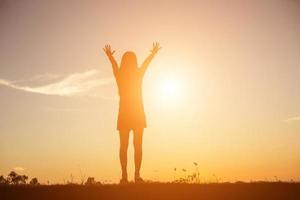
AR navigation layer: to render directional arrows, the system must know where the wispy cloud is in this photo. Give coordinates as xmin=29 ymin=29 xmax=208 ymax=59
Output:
xmin=0 ymin=70 xmax=113 ymax=96
xmin=14 ymin=167 xmax=25 ymax=171
xmin=283 ymin=116 xmax=300 ymax=123
xmin=13 ymin=73 xmax=63 ymax=84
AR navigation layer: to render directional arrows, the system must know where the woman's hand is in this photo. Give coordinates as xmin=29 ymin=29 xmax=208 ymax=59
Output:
xmin=103 ymin=45 xmax=116 ymax=57
xmin=150 ymin=42 xmax=161 ymax=55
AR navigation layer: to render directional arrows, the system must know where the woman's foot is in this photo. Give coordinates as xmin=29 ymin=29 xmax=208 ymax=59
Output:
xmin=134 ymin=176 xmax=144 ymax=184
xmin=119 ymin=178 xmax=129 ymax=184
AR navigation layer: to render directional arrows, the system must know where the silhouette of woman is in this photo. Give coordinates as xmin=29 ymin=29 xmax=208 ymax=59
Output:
xmin=103 ymin=43 xmax=161 ymax=183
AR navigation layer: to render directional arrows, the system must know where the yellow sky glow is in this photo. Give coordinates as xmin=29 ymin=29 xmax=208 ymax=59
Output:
xmin=0 ymin=0 xmax=300 ymax=184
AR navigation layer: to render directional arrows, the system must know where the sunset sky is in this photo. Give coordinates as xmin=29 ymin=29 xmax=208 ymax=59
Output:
xmin=0 ymin=0 xmax=300 ymax=183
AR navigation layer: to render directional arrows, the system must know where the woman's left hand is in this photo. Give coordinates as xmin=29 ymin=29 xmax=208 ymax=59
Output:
xmin=103 ymin=45 xmax=116 ymax=57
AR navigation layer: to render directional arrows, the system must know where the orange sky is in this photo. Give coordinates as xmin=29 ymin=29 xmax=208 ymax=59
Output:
xmin=0 ymin=0 xmax=300 ymax=183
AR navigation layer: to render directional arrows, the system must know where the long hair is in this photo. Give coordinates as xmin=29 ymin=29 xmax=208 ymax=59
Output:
xmin=120 ymin=51 xmax=138 ymax=76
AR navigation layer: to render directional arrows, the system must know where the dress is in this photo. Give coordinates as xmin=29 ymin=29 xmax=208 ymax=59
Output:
xmin=114 ymin=69 xmax=146 ymax=131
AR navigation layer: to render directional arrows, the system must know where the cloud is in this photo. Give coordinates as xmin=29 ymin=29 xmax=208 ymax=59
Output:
xmin=14 ymin=167 xmax=25 ymax=171
xmin=0 ymin=70 xmax=113 ymax=96
xmin=283 ymin=116 xmax=300 ymax=123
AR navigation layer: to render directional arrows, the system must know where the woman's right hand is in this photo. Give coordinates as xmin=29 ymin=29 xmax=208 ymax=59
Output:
xmin=103 ymin=45 xmax=116 ymax=57
xmin=150 ymin=42 xmax=161 ymax=56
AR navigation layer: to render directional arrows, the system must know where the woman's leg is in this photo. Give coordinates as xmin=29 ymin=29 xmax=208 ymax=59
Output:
xmin=119 ymin=129 xmax=130 ymax=180
xmin=133 ymin=128 xmax=144 ymax=179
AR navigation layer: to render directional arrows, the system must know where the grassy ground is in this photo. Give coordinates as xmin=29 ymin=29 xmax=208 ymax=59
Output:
xmin=1 ymin=182 xmax=300 ymax=200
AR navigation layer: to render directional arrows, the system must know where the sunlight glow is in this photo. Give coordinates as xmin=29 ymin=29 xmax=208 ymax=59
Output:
xmin=160 ymin=78 xmax=181 ymax=102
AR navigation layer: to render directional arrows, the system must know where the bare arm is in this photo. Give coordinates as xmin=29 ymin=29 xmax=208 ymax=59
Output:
xmin=103 ymin=45 xmax=119 ymax=77
xmin=140 ymin=42 xmax=161 ymax=74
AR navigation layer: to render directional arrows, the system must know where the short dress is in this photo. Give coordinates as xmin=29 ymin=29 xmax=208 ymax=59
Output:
xmin=114 ymin=69 xmax=146 ymax=131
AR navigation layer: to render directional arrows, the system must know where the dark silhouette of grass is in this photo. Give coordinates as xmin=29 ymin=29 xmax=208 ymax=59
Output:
xmin=1 ymin=182 xmax=300 ymax=200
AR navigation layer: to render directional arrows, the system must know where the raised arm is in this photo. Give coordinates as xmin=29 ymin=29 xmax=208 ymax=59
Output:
xmin=103 ymin=45 xmax=119 ymax=77
xmin=140 ymin=42 xmax=161 ymax=74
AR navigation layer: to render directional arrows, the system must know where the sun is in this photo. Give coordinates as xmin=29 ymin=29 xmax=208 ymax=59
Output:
xmin=159 ymin=78 xmax=181 ymax=102
xmin=147 ymin=72 xmax=187 ymax=106
xmin=162 ymin=80 xmax=178 ymax=97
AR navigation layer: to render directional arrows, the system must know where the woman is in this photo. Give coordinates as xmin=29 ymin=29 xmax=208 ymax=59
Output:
xmin=103 ymin=43 xmax=161 ymax=183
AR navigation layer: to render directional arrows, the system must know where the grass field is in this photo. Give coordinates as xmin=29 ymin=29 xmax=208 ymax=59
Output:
xmin=1 ymin=182 xmax=300 ymax=200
